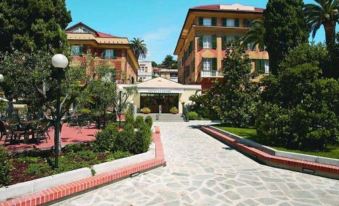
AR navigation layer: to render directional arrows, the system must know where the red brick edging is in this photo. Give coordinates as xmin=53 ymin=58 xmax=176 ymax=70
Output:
xmin=201 ymin=126 xmax=339 ymax=180
xmin=0 ymin=127 xmax=166 ymax=206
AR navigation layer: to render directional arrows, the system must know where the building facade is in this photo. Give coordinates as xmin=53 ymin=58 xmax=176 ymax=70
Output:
xmin=138 ymin=61 xmax=153 ymax=82
xmin=66 ymin=22 xmax=139 ymax=84
xmin=153 ymin=68 xmax=179 ymax=82
xmin=174 ymin=4 xmax=269 ymax=88
xmin=119 ymin=77 xmax=201 ymax=114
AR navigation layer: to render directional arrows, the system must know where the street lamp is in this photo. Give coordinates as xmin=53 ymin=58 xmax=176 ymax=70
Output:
xmin=0 ymin=74 xmax=4 ymax=83
xmin=51 ymin=54 xmax=68 ymax=168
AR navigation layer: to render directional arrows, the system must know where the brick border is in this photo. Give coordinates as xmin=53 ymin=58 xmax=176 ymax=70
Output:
xmin=201 ymin=126 xmax=339 ymax=180
xmin=0 ymin=127 xmax=165 ymax=206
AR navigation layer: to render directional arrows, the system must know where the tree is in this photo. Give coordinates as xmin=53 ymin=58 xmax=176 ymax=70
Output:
xmin=211 ymin=45 xmax=259 ymax=127
xmin=130 ymin=38 xmax=147 ymax=60
xmin=241 ymin=19 xmax=265 ymax=50
xmin=264 ymin=0 xmax=309 ymax=75
xmin=304 ymin=0 xmax=339 ymax=47
xmin=160 ymin=55 xmax=177 ymax=69
xmin=0 ymin=0 xmax=71 ymax=53
xmin=151 ymin=61 xmax=158 ymax=67
xmin=77 ymin=66 xmax=116 ymax=129
xmin=0 ymin=50 xmax=88 ymax=167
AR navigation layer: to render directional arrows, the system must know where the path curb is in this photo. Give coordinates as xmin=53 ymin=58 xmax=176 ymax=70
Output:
xmin=0 ymin=127 xmax=166 ymax=206
xmin=201 ymin=126 xmax=339 ymax=180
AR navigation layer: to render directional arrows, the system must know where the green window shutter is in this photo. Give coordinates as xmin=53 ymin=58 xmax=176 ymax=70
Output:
xmin=223 ymin=18 xmax=227 ymax=27
xmin=198 ymin=36 xmax=203 ymax=50
xmin=212 ymin=17 xmax=217 ymax=26
xmin=222 ymin=36 xmax=227 ymax=50
xmin=198 ymin=17 xmax=203 ymax=26
xmin=212 ymin=35 xmax=217 ymax=49
xmin=212 ymin=58 xmax=217 ymax=70
xmin=235 ymin=19 xmax=240 ymax=27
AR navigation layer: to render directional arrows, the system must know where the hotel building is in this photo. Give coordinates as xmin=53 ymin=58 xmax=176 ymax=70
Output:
xmin=66 ymin=22 xmax=139 ymax=84
xmin=174 ymin=4 xmax=269 ymax=89
xmin=138 ymin=60 xmax=153 ymax=82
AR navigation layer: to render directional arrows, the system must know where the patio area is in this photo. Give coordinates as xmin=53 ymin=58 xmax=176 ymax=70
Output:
xmin=0 ymin=124 xmax=98 ymax=152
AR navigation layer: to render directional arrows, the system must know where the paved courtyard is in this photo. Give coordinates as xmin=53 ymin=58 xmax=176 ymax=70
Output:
xmin=53 ymin=122 xmax=339 ymax=206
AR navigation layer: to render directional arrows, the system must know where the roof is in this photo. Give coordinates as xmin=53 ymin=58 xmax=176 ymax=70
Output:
xmin=66 ymin=22 xmax=121 ymax=38
xmin=119 ymin=77 xmax=201 ymax=90
xmin=191 ymin=4 xmax=264 ymax=12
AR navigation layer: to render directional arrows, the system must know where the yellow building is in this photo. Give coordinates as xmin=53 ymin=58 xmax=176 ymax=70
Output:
xmin=66 ymin=22 xmax=139 ymax=84
xmin=174 ymin=4 xmax=269 ymax=89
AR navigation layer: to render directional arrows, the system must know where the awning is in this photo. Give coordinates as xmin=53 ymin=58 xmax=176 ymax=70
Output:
xmin=138 ymin=88 xmax=184 ymax=94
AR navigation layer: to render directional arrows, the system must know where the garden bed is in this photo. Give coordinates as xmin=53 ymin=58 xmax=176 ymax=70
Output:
xmin=6 ymin=143 xmax=131 ymax=186
xmin=215 ymin=126 xmax=339 ymax=160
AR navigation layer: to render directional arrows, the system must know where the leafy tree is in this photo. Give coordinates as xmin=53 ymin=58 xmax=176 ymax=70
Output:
xmin=211 ymin=45 xmax=259 ymax=127
xmin=0 ymin=0 xmax=71 ymax=53
xmin=304 ymin=0 xmax=339 ymax=47
xmin=264 ymin=0 xmax=309 ymax=74
xmin=151 ymin=61 xmax=158 ymax=67
xmin=77 ymin=66 xmax=116 ymax=128
xmin=130 ymin=38 xmax=147 ymax=60
xmin=160 ymin=55 xmax=177 ymax=69
xmin=241 ymin=19 xmax=265 ymax=50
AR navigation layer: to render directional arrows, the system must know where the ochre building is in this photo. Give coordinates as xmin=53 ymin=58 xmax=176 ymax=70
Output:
xmin=174 ymin=4 xmax=269 ymax=89
xmin=66 ymin=22 xmax=138 ymax=84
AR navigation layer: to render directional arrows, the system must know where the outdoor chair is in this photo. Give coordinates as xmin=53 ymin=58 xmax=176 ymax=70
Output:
xmin=35 ymin=120 xmax=51 ymax=143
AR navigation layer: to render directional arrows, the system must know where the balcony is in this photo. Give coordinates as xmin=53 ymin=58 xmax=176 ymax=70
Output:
xmin=201 ymin=70 xmax=223 ymax=78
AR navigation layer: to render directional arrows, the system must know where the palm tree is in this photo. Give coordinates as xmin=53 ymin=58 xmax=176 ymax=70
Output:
xmin=241 ymin=19 xmax=265 ymax=50
xmin=130 ymin=38 xmax=147 ymax=60
xmin=304 ymin=0 xmax=339 ymax=47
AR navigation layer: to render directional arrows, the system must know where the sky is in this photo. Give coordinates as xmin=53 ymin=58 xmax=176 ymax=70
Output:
xmin=66 ymin=0 xmax=328 ymax=63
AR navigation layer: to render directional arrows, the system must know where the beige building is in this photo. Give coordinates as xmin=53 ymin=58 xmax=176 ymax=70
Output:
xmin=153 ymin=68 xmax=179 ymax=82
xmin=138 ymin=61 xmax=153 ymax=82
xmin=119 ymin=77 xmax=201 ymax=114
xmin=174 ymin=4 xmax=269 ymax=89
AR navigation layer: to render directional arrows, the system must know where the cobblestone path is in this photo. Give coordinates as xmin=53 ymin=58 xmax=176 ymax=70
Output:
xmin=53 ymin=122 xmax=339 ymax=206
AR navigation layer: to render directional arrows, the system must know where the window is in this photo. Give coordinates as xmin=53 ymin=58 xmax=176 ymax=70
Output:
xmin=202 ymin=35 xmax=212 ymax=49
xmin=255 ymin=60 xmax=269 ymax=74
xmin=103 ymin=49 xmax=115 ymax=59
xmin=203 ymin=18 xmax=212 ymax=26
xmin=202 ymin=58 xmax=213 ymax=71
xmin=71 ymin=45 xmax=83 ymax=56
xmin=243 ymin=19 xmax=251 ymax=27
xmin=223 ymin=18 xmax=240 ymax=27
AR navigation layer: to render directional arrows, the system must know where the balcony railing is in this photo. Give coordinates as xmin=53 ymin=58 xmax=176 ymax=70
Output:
xmin=201 ymin=70 xmax=223 ymax=78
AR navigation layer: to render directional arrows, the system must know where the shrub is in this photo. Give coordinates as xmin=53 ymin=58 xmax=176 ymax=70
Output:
xmin=145 ymin=116 xmax=153 ymax=128
xmin=134 ymin=116 xmax=144 ymax=129
xmin=133 ymin=121 xmax=152 ymax=154
xmin=170 ymin=107 xmax=178 ymax=114
xmin=114 ymin=122 xmax=136 ymax=152
xmin=0 ymin=147 xmax=11 ymax=186
xmin=94 ymin=124 xmax=118 ymax=152
xmin=141 ymin=107 xmax=151 ymax=114
xmin=187 ymin=111 xmax=200 ymax=120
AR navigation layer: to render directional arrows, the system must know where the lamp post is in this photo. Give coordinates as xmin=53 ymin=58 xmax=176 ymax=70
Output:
xmin=51 ymin=54 xmax=68 ymax=168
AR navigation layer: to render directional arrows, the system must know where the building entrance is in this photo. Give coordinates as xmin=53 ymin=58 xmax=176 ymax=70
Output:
xmin=140 ymin=93 xmax=179 ymax=113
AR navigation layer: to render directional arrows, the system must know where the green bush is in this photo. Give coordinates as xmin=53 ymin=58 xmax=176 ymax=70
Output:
xmin=133 ymin=121 xmax=152 ymax=154
xmin=187 ymin=111 xmax=200 ymax=120
xmin=145 ymin=116 xmax=153 ymax=128
xmin=94 ymin=124 xmax=118 ymax=152
xmin=169 ymin=107 xmax=178 ymax=114
xmin=26 ymin=162 xmax=51 ymax=177
xmin=134 ymin=116 xmax=144 ymax=129
xmin=114 ymin=122 xmax=136 ymax=152
xmin=0 ymin=147 xmax=11 ymax=186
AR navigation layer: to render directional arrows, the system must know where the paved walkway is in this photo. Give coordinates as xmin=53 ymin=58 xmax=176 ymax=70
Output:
xmin=137 ymin=113 xmax=185 ymax=122
xmin=53 ymin=122 xmax=339 ymax=206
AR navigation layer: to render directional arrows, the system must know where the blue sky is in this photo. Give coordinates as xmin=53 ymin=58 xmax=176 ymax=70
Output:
xmin=66 ymin=0 xmax=327 ymax=63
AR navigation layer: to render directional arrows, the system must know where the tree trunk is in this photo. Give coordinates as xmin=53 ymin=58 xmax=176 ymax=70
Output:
xmin=324 ymin=21 xmax=336 ymax=47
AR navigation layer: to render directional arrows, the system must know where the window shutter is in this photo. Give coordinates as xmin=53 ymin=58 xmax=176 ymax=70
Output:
xmin=235 ymin=19 xmax=240 ymax=27
xmin=198 ymin=36 xmax=203 ymax=50
xmin=222 ymin=36 xmax=227 ymax=50
xmin=223 ymin=18 xmax=227 ymax=27
xmin=212 ymin=58 xmax=217 ymax=70
xmin=198 ymin=17 xmax=203 ymax=26
xmin=212 ymin=35 xmax=217 ymax=49
xmin=212 ymin=17 xmax=217 ymax=26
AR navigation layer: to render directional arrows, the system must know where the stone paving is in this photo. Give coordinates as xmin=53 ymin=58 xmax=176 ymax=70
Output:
xmin=53 ymin=121 xmax=339 ymax=206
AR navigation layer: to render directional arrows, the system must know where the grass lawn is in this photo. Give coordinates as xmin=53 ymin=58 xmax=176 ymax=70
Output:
xmin=215 ymin=126 xmax=339 ymax=160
